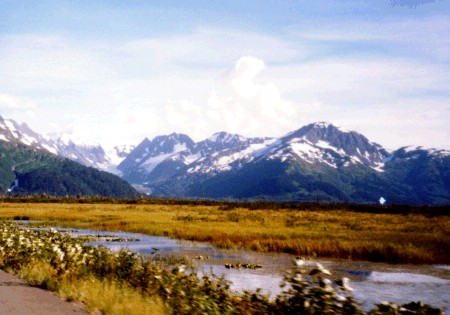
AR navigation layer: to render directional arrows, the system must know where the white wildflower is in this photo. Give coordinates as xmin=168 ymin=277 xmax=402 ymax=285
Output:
xmin=322 ymin=278 xmax=333 ymax=292
xmin=316 ymin=263 xmax=331 ymax=275
xmin=294 ymin=257 xmax=305 ymax=267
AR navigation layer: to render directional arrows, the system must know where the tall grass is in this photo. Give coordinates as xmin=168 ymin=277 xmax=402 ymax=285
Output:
xmin=0 ymin=202 xmax=448 ymax=264
xmin=18 ymin=261 xmax=165 ymax=315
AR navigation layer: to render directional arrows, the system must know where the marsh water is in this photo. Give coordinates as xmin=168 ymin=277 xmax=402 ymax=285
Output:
xmin=55 ymin=228 xmax=449 ymax=312
xmin=20 ymin=223 xmax=448 ymax=312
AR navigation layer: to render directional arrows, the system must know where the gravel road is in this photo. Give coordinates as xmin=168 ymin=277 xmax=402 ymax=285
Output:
xmin=0 ymin=269 xmax=88 ymax=315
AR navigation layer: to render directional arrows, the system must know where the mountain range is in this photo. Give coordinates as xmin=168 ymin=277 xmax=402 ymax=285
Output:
xmin=1 ymin=115 xmax=449 ymax=204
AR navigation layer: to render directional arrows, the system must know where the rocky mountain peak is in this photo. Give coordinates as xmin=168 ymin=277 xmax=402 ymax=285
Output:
xmin=0 ymin=114 xmax=56 ymax=152
xmin=287 ymin=122 xmax=349 ymax=142
xmin=117 ymin=133 xmax=195 ymax=178
xmin=203 ymin=132 xmax=253 ymax=152
xmin=258 ymin=122 xmax=389 ymax=170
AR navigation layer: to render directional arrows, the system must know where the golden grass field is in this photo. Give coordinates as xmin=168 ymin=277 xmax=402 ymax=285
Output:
xmin=1 ymin=202 xmax=449 ymax=264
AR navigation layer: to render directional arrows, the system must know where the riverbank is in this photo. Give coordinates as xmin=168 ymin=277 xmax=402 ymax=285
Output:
xmin=1 ymin=202 xmax=448 ymax=264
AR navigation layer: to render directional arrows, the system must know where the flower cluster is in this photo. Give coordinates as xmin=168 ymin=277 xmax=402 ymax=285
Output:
xmin=0 ymin=225 xmax=88 ymax=274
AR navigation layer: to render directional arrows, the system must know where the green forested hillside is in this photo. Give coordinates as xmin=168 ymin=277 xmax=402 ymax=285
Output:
xmin=0 ymin=141 xmax=137 ymax=198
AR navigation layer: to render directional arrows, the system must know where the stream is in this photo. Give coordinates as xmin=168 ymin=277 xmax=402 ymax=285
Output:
xmin=65 ymin=228 xmax=449 ymax=312
xmin=20 ymin=224 xmax=450 ymax=312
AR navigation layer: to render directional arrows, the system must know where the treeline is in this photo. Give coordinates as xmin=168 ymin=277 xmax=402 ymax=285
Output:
xmin=1 ymin=195 xmax=449 ymax=216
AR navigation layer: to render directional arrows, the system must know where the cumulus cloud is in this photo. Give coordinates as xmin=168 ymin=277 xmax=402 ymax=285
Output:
xmin=163 ymin=56 xmax=312 ymax=140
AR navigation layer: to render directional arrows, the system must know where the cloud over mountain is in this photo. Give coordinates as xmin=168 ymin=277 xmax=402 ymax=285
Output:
xmin=163 ymin=56 xmax=307 ymax=141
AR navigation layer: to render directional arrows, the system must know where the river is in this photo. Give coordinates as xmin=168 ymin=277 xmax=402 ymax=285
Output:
xmin=58 ymin=227 xmax=449 ymax=312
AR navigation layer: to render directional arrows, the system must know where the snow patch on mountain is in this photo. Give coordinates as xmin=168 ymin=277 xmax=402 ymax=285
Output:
xmin=315 ymin=140 xmax=346 ymax=155
xmin=41 ymin=144 xmax=58 ymax=155
xmin=290 ymin=141 xmax=321 ymax=162
xmin=186 ymin=139 xmax=274 ymax=174
xmin=371 ymin=162 xmax=385 ymax=173
xmin=143 ymin=143 xmax=189 ymax=173
xmin=176 ymin=152 xmax=202 ymax=165
xmin=0 ymin=115 xmax=58 ymax=153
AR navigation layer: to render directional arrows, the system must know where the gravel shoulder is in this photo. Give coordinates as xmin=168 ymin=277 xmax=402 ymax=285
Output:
xmin=0 ymin=269 xmax=88 ymax=315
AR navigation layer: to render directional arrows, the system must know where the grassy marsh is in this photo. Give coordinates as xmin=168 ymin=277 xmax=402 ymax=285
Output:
xmin=0 ymin=202 xmax=448 ymax=264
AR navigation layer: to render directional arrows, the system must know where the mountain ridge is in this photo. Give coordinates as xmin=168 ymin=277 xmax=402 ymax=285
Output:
xmin=1 ymin=114 xmax=449 ymax=204
xmin=120 ymin=123 xmax=449 ymax=204
xmin=0 ymin=115 xmax=132 ymax=174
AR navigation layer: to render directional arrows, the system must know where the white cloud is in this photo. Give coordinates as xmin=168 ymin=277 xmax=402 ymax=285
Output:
xmin=227 ymin=57 xmax=265 ymax=98
xmin=52 ymin=103 xmax=166 ymax=148
xmin=0 ymin=93 xmax=37 ymax=110
xmin=1 ymin=20 xmax=449 ymax=150
xmin=266 ymin=57 xmax=450 ymax=108
xmin=162 ymin=56 xmax=314 ymax=140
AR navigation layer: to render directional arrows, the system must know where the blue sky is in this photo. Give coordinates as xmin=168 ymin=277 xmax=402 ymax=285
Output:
xmin=1 ymin=0 xmax=449 ymax=149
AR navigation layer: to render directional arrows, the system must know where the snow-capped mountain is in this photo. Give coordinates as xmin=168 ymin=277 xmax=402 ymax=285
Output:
xmin=253 ymin=122 xmax=390 ymax=171
xmin=124 ymin=122 xmax=390 ymax=187
xmin=118 ymin=133 xmax=195 ymax=184
xmin=139 ymin=123 xmax=390 ymax=197
xmin=173 ymin=132 xmax=273 ymax=175
xmin=54 ymin=136 xmax=109 ymax=169
xmin=0 ymin=115 xmax=128 ymax=172
xmin=0 ymin=115 xmax=57 ymax=153
xmin=1 ymin=114 xmax=449 ymax=204
xmin=125 ymin=122 xmax=449 ymax=204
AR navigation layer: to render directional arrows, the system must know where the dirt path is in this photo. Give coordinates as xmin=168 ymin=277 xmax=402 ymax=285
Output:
xmin=0 ymin=269 xmax=88 ymax=315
